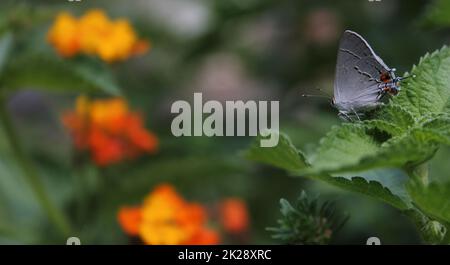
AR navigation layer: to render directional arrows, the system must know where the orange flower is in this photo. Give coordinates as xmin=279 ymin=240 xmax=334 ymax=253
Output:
xmin=47 ymin=9 xmax=150 ymax=62
xmin=117 ymin=207 xmax=142 ymax=236
xmin=62 ymin=96 xmax=158 ymax=166
xmin=118 ymin=184 xmax=220 ymax=245
xmin=219 ymin=198 xmax=249 ymax=234
xmin=184 ymin=228 xmax=220 ymax=245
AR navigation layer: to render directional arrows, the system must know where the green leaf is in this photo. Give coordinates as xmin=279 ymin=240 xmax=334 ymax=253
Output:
xmin=408 ymin=180 xmax=450 ymax=224
xmin=363 ymin=104 xmax=415 ymax=138
xmin=244 ymin=132 xmax=307 ymax=172
xmin=365 ymin=129 xmax=438 ymax=168
xmin=307 ymin=124 xmax=380 ymax=173
xmin=373 ymin=104 xmax=415 ymax=133
xmin=418 ymin=116 xmax=450 ymax=145
xmin=338 ymin=168 xmax=411 ymax=208
xmin=245 ymin=133 xmax=409 ymax=210
xmin=299 ymin=126 xmax=437 ymax=175
xmin=393 ymin=46 xmax=450 ymax=118
xmin=0 ymin=54 xmax=121 ymax=95
xmin=364 ymin=119 xmax=402 ymax=137
xmin=314 ymin=175 xmax=409 ymax=210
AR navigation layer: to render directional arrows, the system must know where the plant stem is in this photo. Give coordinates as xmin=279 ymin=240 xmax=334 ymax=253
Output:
xmin=0 ymin=94 xmax=71 ymax=238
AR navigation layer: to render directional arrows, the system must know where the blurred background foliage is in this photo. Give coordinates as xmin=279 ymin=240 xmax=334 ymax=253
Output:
xmin=0 ymin=0 xmax=449 ymax=244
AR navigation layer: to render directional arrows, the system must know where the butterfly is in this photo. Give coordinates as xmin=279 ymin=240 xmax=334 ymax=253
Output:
xmin=332 ymin=30 xmax=407 ymax=121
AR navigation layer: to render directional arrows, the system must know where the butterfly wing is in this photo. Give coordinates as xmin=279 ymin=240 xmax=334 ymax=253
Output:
xmin=334 ymin=30 xmax=391 ymax=111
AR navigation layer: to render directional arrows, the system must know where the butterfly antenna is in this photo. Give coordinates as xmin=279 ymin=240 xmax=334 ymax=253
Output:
xmin=301 ymin=94 xmax=330 ymax=99
xmin=301 ymin=87 xmax=332 ymax=99
xmin=398 ymin=74 xmax=416 ymax=81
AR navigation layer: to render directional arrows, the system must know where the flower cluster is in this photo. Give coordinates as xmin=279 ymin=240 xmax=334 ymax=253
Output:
xmin=62 ymin=96 xmax=158 ymax=166
xmin=118 ymin=184 xmax=220 ymax=245
xmin=47 ymin=9 xmax=149 ymax=62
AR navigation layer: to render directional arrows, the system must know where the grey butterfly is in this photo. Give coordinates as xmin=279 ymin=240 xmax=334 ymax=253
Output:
xmin=332 ymin=30 xmax=404 ymax=121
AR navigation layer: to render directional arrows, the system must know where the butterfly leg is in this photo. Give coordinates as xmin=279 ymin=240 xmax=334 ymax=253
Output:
xmin=377 ymin=90 xmax=387 ymax=100
xmin=376 ymin=83 xmax=388 ymax=100
xmin=338 ymin=111 xmax=353 ymax=122
xmin=351 ymin=108 xmax=361 ymax=122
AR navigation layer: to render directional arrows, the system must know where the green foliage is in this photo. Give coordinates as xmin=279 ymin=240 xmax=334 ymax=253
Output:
xmin=307 ymin=124 xmax=380 ymax=173
xmin=422 ymin=0 xmax=450 ymax=28
xmin=393 ymin=47 xmax=450 ymax=118
xmin=371 ymin=104 xmax=415 ymax=135
xmin=267 ymin=191 xmax=346 ymax=245
xmin=246 ymin=133 xmax=409 ymax=210
xmin=0 ymin=3 xmax=56 ymax=34
xmin=246 ymin=46 xmax=450 ymax=244
xmin=1 ymin=54 xmax=121 ymax=95
xmin=0 ymin=9 xmax=122 ymax=241
xmin=0 ymin=0 xmax=446 ymax=245
xmin=0 ymin=29 xmax=120 ymax=96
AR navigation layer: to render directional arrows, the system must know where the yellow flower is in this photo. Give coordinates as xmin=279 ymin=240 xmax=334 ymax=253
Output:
xmin=47 ymin=9 xmax=150 ymax=62
xmin=47 ymin=12 xmax=80 ymax=57
xmin=78 ymin=9 xmax=112 ymax=55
